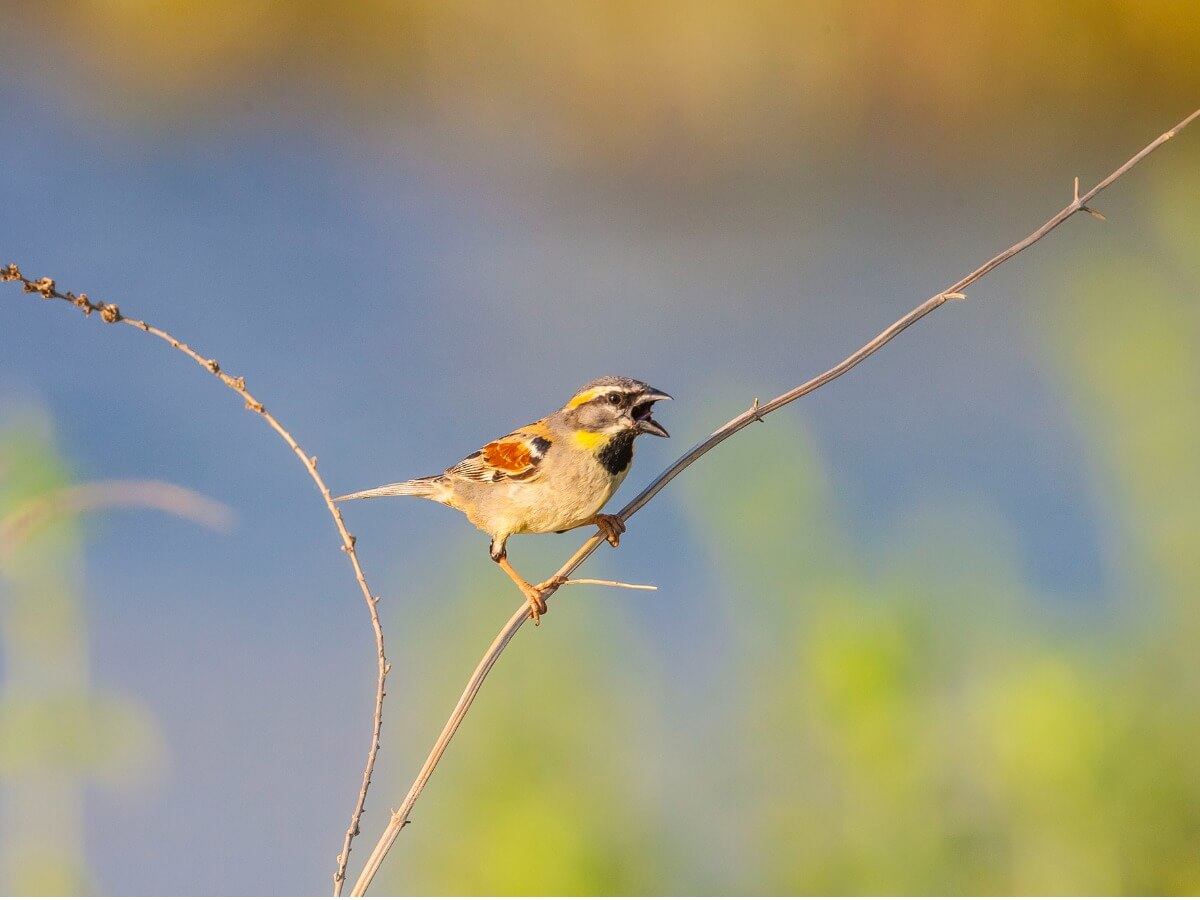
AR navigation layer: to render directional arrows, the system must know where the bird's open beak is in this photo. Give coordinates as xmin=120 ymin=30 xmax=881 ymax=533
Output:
xmin=632 ymin=388 xmax=672 ymax=438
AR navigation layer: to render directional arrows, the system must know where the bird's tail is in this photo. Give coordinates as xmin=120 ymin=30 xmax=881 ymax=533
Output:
xmin=334 ymin=475 xmax=448 ymax=503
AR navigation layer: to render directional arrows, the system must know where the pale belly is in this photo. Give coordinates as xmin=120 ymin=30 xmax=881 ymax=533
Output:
xmin=509 ymin=456 xmax=628 ymax=534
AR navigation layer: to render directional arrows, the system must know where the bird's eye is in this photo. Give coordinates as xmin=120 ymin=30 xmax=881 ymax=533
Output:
xmin=606 ymin=392 xmax=622 ymax=405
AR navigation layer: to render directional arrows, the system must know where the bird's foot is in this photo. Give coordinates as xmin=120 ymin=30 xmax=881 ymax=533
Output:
xmin=522 ymin=574 xmax=567 ymax=625
xmin=521 ymin=584 xmax=546 ymax=625
xmin=590 ymin=513 xmax=626 ymax=548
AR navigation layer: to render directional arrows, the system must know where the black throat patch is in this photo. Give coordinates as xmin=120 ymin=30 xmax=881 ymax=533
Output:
xmin=596 ymin=430 xmax=635 ymax=475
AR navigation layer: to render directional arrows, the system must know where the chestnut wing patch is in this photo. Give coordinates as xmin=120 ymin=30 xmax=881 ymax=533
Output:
xmin=449 ymin=430 xmax=551 ymax=483
xmin=483 ymin=439 xmax=534 ymax=472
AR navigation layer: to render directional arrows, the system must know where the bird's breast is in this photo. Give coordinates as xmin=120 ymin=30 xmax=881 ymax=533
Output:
xmin=511 ymin=442 xmax=630 ymax=534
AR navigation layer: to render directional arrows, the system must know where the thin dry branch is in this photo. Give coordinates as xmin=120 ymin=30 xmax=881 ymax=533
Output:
xmin=563 ymin=578 xmax=657 ymax=591
xmin=348 ymin=107 xmax=1200 ymax=896
xmin=0 ymin=267 xmax=388 ymax=894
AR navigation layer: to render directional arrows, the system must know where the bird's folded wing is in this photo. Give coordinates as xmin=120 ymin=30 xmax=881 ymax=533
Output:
xmin=447 ymin=421 xmax=553 ymax=483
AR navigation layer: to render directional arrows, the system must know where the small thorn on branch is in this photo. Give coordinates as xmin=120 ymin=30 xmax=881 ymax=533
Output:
xmin=1071 ymin=176 xmax=1104 ymax=220
xmin=940 ymin=292 xmax=967 ymax=302
xmin=750 ymin=397 xmax=764 ymax=423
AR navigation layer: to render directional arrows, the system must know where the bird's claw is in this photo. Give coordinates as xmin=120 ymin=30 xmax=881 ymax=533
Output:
xmin=523 ymin=587 xmax=547 ymax=625
xmin=592 ymin=514 xmax=626 ymax=548
xmin=523 ymin=576 xmax=565 ymax=625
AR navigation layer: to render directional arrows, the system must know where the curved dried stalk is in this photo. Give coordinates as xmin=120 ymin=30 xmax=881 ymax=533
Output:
xmin=0 ymin=479 xmax=233 ymax=566
xmin=0 ymin=268 xmax=389 ymax=895
xmin=348 ymin=107 xmax=1200 ymax=896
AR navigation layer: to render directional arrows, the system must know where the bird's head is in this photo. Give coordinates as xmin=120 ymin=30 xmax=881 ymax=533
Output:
xmin=561 ymin=376 xmax=672 ymax=439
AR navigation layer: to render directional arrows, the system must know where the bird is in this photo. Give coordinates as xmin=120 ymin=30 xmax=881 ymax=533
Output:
xmin=335 ymin=376 xmax=671 ymax=623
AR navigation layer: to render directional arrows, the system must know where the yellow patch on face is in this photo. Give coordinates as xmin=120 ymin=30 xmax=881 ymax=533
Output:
xmin=566 ymin=387 xmax=606 ymax=409
xmin=572 ymin=429 xmax=609 ymax=451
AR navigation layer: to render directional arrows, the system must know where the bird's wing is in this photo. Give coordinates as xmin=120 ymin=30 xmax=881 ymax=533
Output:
xmin=447 ymin=420 xmax=553 ymax=483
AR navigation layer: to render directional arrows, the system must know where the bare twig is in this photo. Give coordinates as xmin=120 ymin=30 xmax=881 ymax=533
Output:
xmin=0 ymin=268 xmax=389 ymax=894
xmin=562 ymin=578 xmax=657 ymax=591
xmin=348 ymin=108 xmax=1200 ymax=895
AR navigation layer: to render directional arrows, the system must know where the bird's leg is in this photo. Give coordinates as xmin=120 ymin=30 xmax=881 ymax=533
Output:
xmin=586 ymin=513 xmax=626 ymax=548
xmin=495 ymin=554 xmax=551 ymax=625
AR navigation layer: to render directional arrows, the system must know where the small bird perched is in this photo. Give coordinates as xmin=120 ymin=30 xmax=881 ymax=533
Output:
xmin=336 ymin=376 xmax=671 ymax=623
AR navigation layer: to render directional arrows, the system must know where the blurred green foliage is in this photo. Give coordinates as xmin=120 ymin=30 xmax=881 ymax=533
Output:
xmin=0 ymin=418 xmax=163 ymax=895
xmin=376 ymin=176 xmax=1200 ymax=894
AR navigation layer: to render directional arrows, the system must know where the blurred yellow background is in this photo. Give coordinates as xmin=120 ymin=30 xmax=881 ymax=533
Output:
xmin=2 ymin=1 xmax=1199 ymax=894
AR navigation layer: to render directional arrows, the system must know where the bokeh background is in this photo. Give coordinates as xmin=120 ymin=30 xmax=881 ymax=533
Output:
xmin=3 ymin=1 xmax=1200 ymax=894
